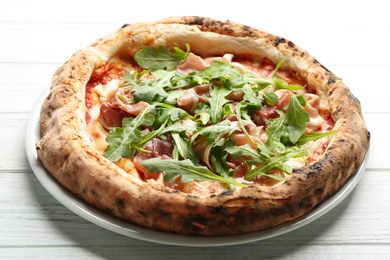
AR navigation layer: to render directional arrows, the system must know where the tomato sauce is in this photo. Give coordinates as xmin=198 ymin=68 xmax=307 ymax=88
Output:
xmin=85 ymin=62 xmax=126 ymax=123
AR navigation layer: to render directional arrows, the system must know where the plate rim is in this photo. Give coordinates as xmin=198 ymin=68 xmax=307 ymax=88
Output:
xmin=25 ymin=88 xmax=369 ymax=247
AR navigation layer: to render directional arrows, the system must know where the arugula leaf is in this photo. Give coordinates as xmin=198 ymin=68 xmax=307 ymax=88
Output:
xmin=121 ymin=70 xmax=144 ymax=91
xmin=234 ymin=104 xmax=256 ymax=146
xmin=141 ymin=158 xmax=246 ymax=187
xmin=297 ymin=130 xmax=337 ymax=145
xmin=207 ymin=86 xmax=232 ymax=124
xmin=225 ymin=144 xmax=267 ymax=164
xmin=266 ymin=111 xmax=287 ymax=146
xmin=171 ymin=72 xmax=209 ymax=89
xmin=193 ymin=112 xmax=211 ymax=126
xmin=210 ymin=139 xmax=239 ymax=190
xmin=263 ymin=86 xmax=279 ymax=105
xmin=170 ymin=132 xmax=189 ymax=159
xmin=164 ymin=89 xmax=187 ymax=105
xmin=285 ymin=95 xmax=310 ymax=144
xmin=242 ymin=71 xmax=273 ymax=88
xmin=189 ymin=120 xmax=239 ymax=144
xmin=103 ymin=105 xmax=155 ymax=162
xmin=245 ymin=147 xmax=308 ymax=180
xmin=239 ymin=83 xmax=263 ymax=109
xmin=134 ymin=44 xmax=190 ymax=71
xmin=105 ymin=46 xmax=332 ymax=188
xmin=152 ymin=104 xmax=188 ymax=126
xmin=160 ymin=121 xmax=196 ymax=135
xmin=198 ymin=61 xmax=244 ymax=86
xmin=131 ymin=70 xmax=176 ymax=103
xmin=272 ymin=59 xmax=305 ymax=91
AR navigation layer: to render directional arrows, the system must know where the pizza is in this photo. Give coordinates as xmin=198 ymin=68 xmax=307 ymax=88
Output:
xmin=36 ymin=16 xmax=370 ymax=236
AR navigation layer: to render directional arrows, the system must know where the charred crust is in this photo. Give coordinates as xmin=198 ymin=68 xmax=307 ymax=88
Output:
xmin=288 ymin=41 xmax=295 ymax=47
xmin=186 ymin=17 xmax=256 ymax=37
xmin=138 ymin=210 xmax=147 ymax=217
xmin=121 ymin=23 xmax=130 ymax=28
xmin=274 ymin=37 xmax=286 ymax=46
xmin=116 ymin=198 xmax=124 ymax=208
xmin=217 ymin=190 xmax=234 ymax=197
xmin=242 ymin=25 xmax=254 ymax=35
xmin=161 ymin=189 xmax=180 ymax=194
xmin=299 ymin=197 xmax=313 ymax=209
xmin=188 ymin=16 xmax=205 ymax=26
xmin=321 ymin=64 xmax=331 ymax=72
xmin=104 ymin=207 xmax=114 ymax=216
xmin=186 ymin=214 xmax=208 ymax=231
xmin=209 ymin=204 xmax=227 ymax=215
xmin=272 ymin=203 xmax=294 ymax=217
xmin=309 ymin=161 xmax=324 ymax=173
xmin=327 ymin=76 xmax=336 ymax=84
xmin=315 ymin=187 xmax=325 ymax=195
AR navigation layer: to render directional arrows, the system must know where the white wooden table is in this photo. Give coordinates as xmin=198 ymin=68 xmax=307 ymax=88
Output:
xmin=1 ymin=0 xmax=389 ymax=258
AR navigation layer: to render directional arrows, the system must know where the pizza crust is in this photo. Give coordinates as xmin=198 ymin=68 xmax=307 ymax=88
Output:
xmin=36 ymin=16 xmax=370 ymax=235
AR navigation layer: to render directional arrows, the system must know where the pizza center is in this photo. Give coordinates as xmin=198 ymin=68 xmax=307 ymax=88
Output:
xmin=85 ymin=45 xmax=335 ymax=196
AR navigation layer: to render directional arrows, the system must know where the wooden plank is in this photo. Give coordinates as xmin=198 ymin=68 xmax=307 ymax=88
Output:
xmin=0 ymin=169 xmax=388 ymax=258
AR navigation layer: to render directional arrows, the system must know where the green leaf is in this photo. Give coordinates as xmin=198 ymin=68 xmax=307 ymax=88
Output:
xmin=103 ymin=105 xmax=155 ymax=162
xmin=245 ymin=147 xmax=308 ymax=180
xmin=131 ymin=70 xmax=176 ymax=103
xmin=170 ymin=132 xmax=189 ymax=159
xmin=263 ymin=86 xmax=279 ymax=105
xmin=193 ymin=112 xmax=211 ymax=125
xmin=160 ymin=121 xmax=197 ymax=135
xmin=198 ymin=61 xmax=243 ymax=86
xmin=141 ymin=158 xmax=246 ymax=187
xmin=243 ymin=71 xmax=273 ymax=88
xmin=285 ymin=95 xmax=310 ymax=144
xmin=274 ymin=79 xmax=305 ymax=91
xmin=171 ymin=72 xmax=209 ymax=89
xmin=134 ymin=44 xmax=190 ymax=71
xmin=153 ymin=104 xmax=188 ymax=125
xmin=190 ymin=120 xmax=239 ymax=144
xmin=164 ymin=89 xmax=187 ymax=105
xmin=225 ymin=144 xmax=267 ymax=164
xmin=266 ymin=111 xmax=287 ymax=146
xmin=208 ymin=86 xmax=232 ymax=124
xmin=121 ymin=70 xmax=137 ymax=85
xmin=240 ymin=83 xmax=263 ymax=108
xmin=297 ymin=130 xmax=337 ymax=145
xmin=272 ymin=59 xmax=305 ymax=91
xmin=234 ymin=104 xmax=256 ymax=146
xmin=210 ymin=139 xmax=239 ymax=190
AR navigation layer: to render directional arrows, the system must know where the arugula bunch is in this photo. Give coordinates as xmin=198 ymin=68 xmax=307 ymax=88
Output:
xmin=103 ymin=45 xmax=336 ymax=189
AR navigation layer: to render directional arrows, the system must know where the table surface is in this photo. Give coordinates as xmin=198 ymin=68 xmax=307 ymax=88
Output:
xmin=1 ymin=0 xmax=389 ymax=259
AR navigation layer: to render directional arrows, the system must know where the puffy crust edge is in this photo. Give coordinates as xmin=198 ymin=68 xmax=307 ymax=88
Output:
xmin=36 ymin=16 xmax=370 ymax=235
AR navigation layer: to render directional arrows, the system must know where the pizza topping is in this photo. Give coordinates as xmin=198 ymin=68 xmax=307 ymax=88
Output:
xmin=134 ymin=44 xmax=190 ymax=71
xmin=87 ymin=45 xmax=336 ymax=192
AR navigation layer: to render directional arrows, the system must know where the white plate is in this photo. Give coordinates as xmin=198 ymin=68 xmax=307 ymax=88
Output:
xmin=25 ymin=88 xmax=369 ymax=247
